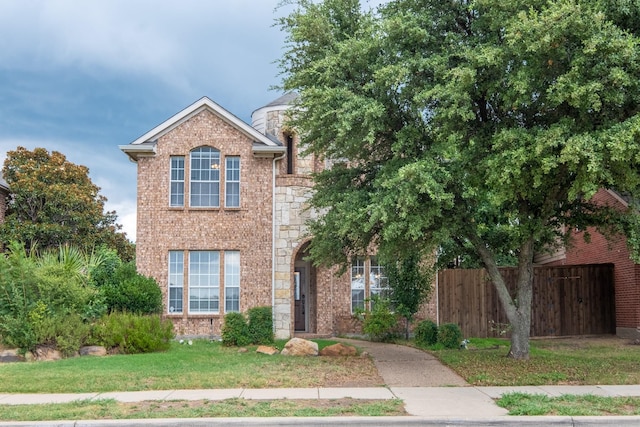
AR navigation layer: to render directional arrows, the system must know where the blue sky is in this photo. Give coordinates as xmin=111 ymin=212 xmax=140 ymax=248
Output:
xmin=0 ymin=0 xmax=299 ymax=240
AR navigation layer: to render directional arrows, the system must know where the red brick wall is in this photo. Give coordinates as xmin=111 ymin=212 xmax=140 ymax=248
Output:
xmin=135 ymin=109 xmax=274 ymax=336
xmin=547 ymin=189 xmax=639 ymax=336
xmin=0 ymin=188 xmax=6 ymax=224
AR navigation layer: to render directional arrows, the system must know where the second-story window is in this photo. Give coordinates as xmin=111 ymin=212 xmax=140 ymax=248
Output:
xmin=190 ymin=147 xmax=220 ymax=207
xmin=169 ymin=156 xmax=185 ymax=207
xmin=225 ymin=156 xmax=240 ymax=208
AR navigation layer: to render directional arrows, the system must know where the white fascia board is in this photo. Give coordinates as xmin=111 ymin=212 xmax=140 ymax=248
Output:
xmin=118 ymin=143 xmax=157 ymax=162
xmin=252 ymin=144 xmax=286 ymax=157
xmin=129 ymin=97 xmax=280 ymax=147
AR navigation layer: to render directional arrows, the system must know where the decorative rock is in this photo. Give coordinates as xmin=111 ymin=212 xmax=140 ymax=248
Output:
xmin=0 ymin=349 xmax=24 ymax=363
xmin=280 ymin=338 xmax=318 ymax=356
xmin=256 ymin=345 xmax=279 ymax=355
xmin=319 ymin=343 xmax=357 ymax=357
xmin=32 ymin=347 xmax=62 ymax=361
xmin=79 ymin=346 xmax=107 ymax=357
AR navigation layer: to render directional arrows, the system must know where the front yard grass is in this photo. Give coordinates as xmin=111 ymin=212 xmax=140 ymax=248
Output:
xmin=0 ymin=339 xmax=383 ymax=393
xmin=430 ymin=336 xmax=640 ymax=386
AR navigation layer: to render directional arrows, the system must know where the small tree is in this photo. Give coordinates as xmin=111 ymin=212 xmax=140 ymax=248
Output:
xmin=383 ymin=251 xmax=432 ymax=340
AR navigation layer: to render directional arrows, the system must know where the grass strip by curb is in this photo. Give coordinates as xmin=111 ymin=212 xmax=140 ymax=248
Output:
xmin=0 ymin=398 xmax=405 ymax=421
xmin=497 ymin=392 xmax=640 ymax=416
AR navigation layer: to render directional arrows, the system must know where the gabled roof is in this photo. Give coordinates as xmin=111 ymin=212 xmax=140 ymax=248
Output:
xmin=119 ymin=96 xmax=285 ymax=162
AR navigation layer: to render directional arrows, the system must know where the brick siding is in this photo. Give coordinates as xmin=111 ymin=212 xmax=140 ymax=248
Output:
xmin=545 ymin=189 xmax=640 ymax=337
xmin=135 ymin=109 xmax=274 ymax=336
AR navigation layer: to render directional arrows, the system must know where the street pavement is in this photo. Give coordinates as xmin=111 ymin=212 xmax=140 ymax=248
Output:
xmin=1 ymin=339 xmax=640 ymax=426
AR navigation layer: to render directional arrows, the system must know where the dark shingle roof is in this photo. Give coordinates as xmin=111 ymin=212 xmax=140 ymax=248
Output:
xmin=259 ymin=92 xmax=299 ymax=109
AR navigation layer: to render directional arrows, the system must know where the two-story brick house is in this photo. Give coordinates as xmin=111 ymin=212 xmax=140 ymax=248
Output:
xmin=120 ymin=95 xmax=395 ymax=338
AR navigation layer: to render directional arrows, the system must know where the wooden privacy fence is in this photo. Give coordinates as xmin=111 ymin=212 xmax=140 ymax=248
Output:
xmin=437 ymin=264 xmax=615 ymax=338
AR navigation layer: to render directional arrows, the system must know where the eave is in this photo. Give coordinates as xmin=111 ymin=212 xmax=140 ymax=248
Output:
xmin=118 ymin=143 xmax=157 ymax=163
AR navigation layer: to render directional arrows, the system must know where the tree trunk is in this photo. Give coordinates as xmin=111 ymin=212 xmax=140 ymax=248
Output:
xmin=471 ymin=235 xmax=535 ymax=360
xmin=405 ymin=317 xmax=410 ymax=340
xmin=508 ymin=308 xmax=531 ymax=359
xmin=508 ymin=238 xmax=534 ymax=360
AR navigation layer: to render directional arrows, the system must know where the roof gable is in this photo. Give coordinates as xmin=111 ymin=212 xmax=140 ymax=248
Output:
xmin=120 ymin=97 xmax=284 ymax=161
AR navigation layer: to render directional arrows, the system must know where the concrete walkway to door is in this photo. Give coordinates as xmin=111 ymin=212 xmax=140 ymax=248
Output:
xmin=335 ymin=338 xmax=468 ymax=387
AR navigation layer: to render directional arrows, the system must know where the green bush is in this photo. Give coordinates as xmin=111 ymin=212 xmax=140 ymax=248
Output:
xmin=437 ymin=323 xmax=463 ymax=349
xmin=247 ymin=306 xmax=274 ymax=345
xmin=0 ymin=242 xmax=99 ymax=355
xmin=221 ymin=312 xmax=251 ymax=347
xmin=362 ymin=297 xmax=400 ymax=342
xmin=100 ymin=262 xmax=162 ymax=315
xmin=414 ymin=319 xmax=439 ymax=346
xmin=90 ymin=312 xmax=174 ymax=354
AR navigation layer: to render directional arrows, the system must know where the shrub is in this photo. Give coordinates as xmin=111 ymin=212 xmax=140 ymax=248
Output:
xmin=0 ymin=242 xmax=99 ymax=355
xmin=221 ymin=312 xmax=251 ymax=347
xmin=437 ymin=323 xmax=463 ymax=349
xmin=414 ymin=319 xmax=439 ymax=346
xmin=247 ymin=306 xmax=274 ymax=345
xmin=362 ymin=297 xmax=400 ymax=342
xmin=90 ymin=312 xmax=174 ymax=354
xmin=100 ymin=262 xmax=162 ymax=315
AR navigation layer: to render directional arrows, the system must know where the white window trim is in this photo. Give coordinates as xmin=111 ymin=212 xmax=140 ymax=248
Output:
xmin=225 ymin=156 xmax=241 ymax=208
xmin=169 ymin=156 xmax=185 ymax=207
xmin=190 ymin=147 xmax=221 ymax=208
xmin=188 ymin=250 xmax=220 ymax=314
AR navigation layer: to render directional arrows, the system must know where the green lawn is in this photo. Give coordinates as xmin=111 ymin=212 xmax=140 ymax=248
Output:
xmin=497 ymin=392 xmax=640 ymax=416
xmin=0 ymin=339 xmax=382 ymax=393
xmin=2 ymin=335 xmax=640 ymax=420
xmin=0 ymin=398 xmax=405 ymax=421
xmin=431 ymin=336 xmax=640 ymax=386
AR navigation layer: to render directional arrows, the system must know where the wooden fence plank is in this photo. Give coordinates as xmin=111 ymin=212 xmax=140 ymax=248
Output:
xmin=437 ymin=264 xmax=615 ymax=338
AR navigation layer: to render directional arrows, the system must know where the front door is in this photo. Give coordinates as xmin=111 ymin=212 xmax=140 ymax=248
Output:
xmin=294 ymin=268 xmax=307 ymax=331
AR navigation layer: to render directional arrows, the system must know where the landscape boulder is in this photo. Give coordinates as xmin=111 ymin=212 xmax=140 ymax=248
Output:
xmin=280 ymin=337 xmax=318 ymax=356
xmin=79 ymin=346 xmax=107 ymax=357
xmin=256 ymin=345 xmax=279 ymax=355
xmin=319 ymin=343 xmax=357 ymax=357
xmin=0 ymin=349 xmax=24 ymax=363
xmin=28 ymin=346 xmax=62 ymax=362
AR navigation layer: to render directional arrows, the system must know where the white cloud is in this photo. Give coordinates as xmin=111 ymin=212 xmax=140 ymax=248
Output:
xmin=0 ymin=1 xmax=286 ymax=94
xmin=0 ymin=0 xmax=300 ymax=247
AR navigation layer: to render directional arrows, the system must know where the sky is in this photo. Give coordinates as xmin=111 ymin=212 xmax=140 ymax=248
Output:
xmin=0 ymin=0 xmax=333 ymax=241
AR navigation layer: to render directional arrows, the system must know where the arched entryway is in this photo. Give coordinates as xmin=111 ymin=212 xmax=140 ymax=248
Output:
xmin=293 ymin=241 xmax=316 ymax=333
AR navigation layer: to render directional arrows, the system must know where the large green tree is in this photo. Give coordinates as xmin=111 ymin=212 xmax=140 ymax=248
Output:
xmin=278 ymin=0 xmax=640 ymax=359
xmin=1 ymin=147 xmax=134 ymax=261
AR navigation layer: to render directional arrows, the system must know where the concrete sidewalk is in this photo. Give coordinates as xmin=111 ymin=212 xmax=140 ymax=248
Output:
xmin=2 ymin=385 xmax=640 ymax=414
xmin=2 ymin=339 xmax=640 ymax=425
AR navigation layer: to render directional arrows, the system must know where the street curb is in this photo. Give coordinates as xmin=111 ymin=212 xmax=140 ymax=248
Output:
xmin=2 ymin=416 xmax=640 ymax=427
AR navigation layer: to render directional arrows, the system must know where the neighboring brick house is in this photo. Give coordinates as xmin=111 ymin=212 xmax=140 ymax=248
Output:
xmin=120 ymin=95 xmax=428 ymax=338
xmin=0 ymin=172 xmax=8 ymax=225
xmin=535 ymin=189 xmax=640 ymax=339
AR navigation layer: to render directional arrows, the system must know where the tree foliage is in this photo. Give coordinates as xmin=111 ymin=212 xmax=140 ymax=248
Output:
xmin=382 ymin=250 xmax=432 ymax=339
xmin=0 ymin=147 xmax=134 ymax=261
xmin=278 ymin=0 xmax=640 ymax=359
